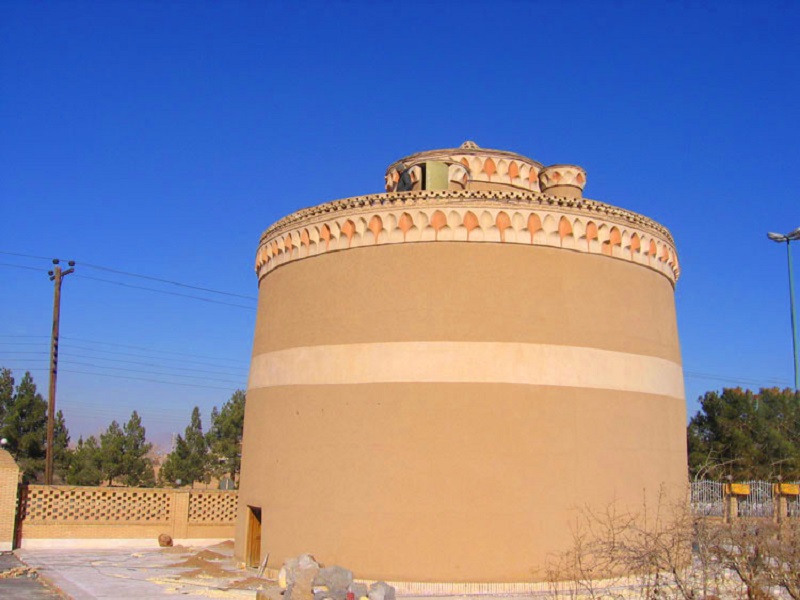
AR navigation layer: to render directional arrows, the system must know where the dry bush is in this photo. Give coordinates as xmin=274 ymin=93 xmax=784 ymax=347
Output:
xmin=545 ymin=490 xmax=800 ymax=600
xmin=545 ymin=491 xmax=696 ymax=599
xmin=706 ymin=518 xmax=800 ymax=600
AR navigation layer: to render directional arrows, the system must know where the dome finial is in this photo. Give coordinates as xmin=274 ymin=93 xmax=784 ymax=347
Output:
xmin=460 ymin=140 xmax=479 ymax=149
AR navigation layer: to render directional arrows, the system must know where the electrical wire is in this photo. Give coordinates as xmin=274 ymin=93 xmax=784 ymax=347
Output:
xmin=59 ymin=353 xmax=247 ymax=375
xmin=46 ymin=368 xmax=239 ymax=391
xmin=74 ymin=274 xmax=256 ymax=310
xmin=1 ymin=257 xmax=256 ymax=309
xmin=0 ymin=344 xmax=248 ymax=373
xmin=61 ymin=336 xmax=247 ymax=363
xmin=0 ymin=250 xmax=54 ymax=261
xmin=0 ymin=355 xmax=246 ymax=382
xmin=56 ymin=361 xmax=244 ymax=385
xmin=0 ymin=344 xmax=246 ymax=372
xmin=0 ymin=360 xmax=246 ymax=389
xmin=684 ymin=371 xmax=793 ymax=388
xmin=0 ymin=250 xmax=257 ymax=300
xmin=0 ymin=335 xmax=246 ymax=364
xmin=0 ymin=261 xmax=43 ymax=272
xmin=61 ymin=345 xmax=247 ymax=371
xmin=79 ymin=261 xmax=257 ymax=300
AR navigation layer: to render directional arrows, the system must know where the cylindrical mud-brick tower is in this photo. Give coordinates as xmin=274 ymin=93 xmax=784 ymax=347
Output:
xmin=235 ymin=142 xmax=686 ymax=585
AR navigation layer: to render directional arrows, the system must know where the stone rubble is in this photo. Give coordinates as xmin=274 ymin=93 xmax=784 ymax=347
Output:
xmin=279 ymin=555 xmax=394 ymax=600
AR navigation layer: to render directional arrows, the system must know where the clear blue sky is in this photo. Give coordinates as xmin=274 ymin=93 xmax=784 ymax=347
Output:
xmin=1 ymin=0 xmax=798 ymax=449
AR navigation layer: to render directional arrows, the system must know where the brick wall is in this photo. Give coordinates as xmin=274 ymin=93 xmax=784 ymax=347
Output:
xmin=0 ymin=449 xmax=20 ymax=551
xmin=16 ymin=485 xmax=237 ymax=549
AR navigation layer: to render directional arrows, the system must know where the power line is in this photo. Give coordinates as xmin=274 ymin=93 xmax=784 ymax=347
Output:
xmin=1 ymin=257 xmax=256 ymax=309
xmin=0 ymin=262 xmax=43 ymax=272
xmin=684 ymin=370 xmax=792 ymax=388
xmin=0 ymin=356 xmax=246 ymax=383
xmin=57 ymin=361 xmax=244 ymax=385
xmin=61 ymin=345 xmax=247 ymax=370
xmin=14 ymin=366 xmax=240 ymax=391
xmin=0 ymin=250 xmax=54 ymax=261
xmin=60 ymin=351 xmax=247 ymax=374
xmin=0 ymin=250 xmax=257 ymax=300
xmin=0 ymin=335 xmax=50 ymax=338
xmin=0 ymin=344 xmax=248 ymax=372
xmin=62 ymin=336 xmax=247 ymax=363
xmin=79 ymin=262 xmax=257 ymax=300
xmin=0 ymin=335 xmax=247 ymax=364
xmin=58 ymin=369 xmax=242 ymax=391
xmin=74 ymin=273 xmax=256 ymax=310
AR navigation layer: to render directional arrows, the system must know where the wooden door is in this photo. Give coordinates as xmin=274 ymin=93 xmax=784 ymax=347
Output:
xmin=246 ymin=506 xmax=262 ymax=568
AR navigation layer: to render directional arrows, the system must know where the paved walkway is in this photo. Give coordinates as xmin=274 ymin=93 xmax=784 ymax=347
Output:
xmin=0 ymin=552 xmax=62 ymax=599
xmin=16 ymin=543 xmax=278 ymax=599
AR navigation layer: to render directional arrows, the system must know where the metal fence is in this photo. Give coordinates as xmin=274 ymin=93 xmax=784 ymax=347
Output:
xmin=737 ymin=480 xmax=775 ymax=517
xmin=789 ymin=495 xmax=800 ymax=518
xmin=690 ymin=480 xmax=725 ymax=517
xmin=690 ymin=480 xmax=799 ymax=518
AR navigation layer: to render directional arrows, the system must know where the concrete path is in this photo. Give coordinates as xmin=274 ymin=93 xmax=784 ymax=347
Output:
xmin=16 ymin=543 xmax=277 ymax=599
xmin=0 ymin=552 xmax=62 ymax=599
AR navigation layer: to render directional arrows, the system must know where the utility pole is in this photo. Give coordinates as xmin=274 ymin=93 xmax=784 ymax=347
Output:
xmin=45 ymin=259 xmax=75 ymax=485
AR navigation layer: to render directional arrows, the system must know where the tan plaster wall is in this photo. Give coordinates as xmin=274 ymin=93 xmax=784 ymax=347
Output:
xmin=252 ymin=243 xmax=680 ymax=363
xmin=540 ymin=185 xmax=581 ymax=198
xmin=237 ymin=384 xmax=686 ymax=582
xmin=237 ymin=241 xmax=686 ymax=582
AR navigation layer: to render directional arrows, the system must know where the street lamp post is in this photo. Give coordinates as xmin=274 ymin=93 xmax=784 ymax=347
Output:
xmin=767 ymin=227 xmax=800 ymax=391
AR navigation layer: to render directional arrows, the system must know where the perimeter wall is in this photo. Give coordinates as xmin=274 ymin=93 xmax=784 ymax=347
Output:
xmin=15 ymin=485 xmax=237 ymax=548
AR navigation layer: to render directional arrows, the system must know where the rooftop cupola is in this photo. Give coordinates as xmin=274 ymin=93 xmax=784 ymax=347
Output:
xmin=384 ymin=141 xmax=586 ymax=198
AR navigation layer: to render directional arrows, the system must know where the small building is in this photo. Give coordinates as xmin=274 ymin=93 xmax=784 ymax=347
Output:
xmin=236 ymin=142 xmax=686 ymax=584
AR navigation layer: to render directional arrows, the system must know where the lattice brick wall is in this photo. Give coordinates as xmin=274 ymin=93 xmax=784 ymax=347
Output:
xmin=21 ymin=486 xmax=172 ymax=522
xmin=188 ymin=491 xmax=237 ymax=524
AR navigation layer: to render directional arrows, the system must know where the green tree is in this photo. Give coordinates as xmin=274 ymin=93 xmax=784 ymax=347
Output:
xmin=160 ymin=406 xmax=210 ymax=487
xmin=0 ymin=367 xmax=14 ymax=424
xmin=688 ymin=387 xmax=800 ymax=480
xmin=0 ymin=371 xmax=48 ymax=481
xmin=53 ymin=409 xmax=71 ymax=482
xmin=92 ymin=412 xmax=156 ymax=486
xmin=121 ymin=411 xmax=155 ymax=486
xmin=159 ymin=434 xmax=189 ymax=486
xmin=99 ymin=420 xmax=125 ymax=484
xmin=207 ymin=389 xmax=245 ymax=484
xmin=66 ymin=436 xmax=103 ymax=486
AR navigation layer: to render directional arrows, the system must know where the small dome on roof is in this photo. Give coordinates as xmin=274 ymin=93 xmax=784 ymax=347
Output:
xmin=460 ymin=140 xmax=480 ymax=149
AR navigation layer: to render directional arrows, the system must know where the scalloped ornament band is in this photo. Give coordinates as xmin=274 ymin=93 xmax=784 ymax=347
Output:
xmin=255 ymin=192 xmax=680 ymax=285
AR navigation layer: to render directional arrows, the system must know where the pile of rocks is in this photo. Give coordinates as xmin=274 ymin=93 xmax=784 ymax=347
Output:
xmin=279 ymin=554 xmax=395 ymax=600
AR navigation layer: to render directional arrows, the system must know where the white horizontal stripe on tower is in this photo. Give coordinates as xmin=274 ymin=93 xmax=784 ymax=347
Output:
xmin=248 ymin=341 xmax=684 ymax=399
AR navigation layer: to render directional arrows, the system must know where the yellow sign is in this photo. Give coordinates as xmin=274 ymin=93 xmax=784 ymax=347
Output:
xmin=725 ymin=483 xmax=750 ymax=496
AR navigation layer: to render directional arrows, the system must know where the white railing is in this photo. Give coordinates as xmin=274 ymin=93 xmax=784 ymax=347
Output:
xmin=691 ymin=480 xmax=799 ymax=518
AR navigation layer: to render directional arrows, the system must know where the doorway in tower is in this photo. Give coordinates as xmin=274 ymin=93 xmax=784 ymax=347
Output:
xmin=246 ymin=506 xmax=262 ymax=568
